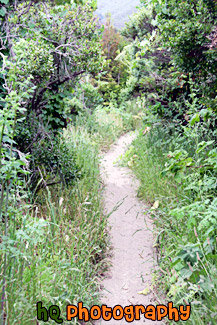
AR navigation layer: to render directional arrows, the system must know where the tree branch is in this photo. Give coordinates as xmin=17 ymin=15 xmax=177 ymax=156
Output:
xmin=32 ymin=71 xmax=85 ymax=111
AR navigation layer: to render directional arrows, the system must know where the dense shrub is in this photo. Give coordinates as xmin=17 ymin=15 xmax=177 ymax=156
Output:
xmin=0 ymin=0 xmax=105 ymax=189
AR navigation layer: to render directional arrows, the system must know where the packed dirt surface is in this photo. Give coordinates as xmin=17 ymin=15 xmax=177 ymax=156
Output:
xmin=95 ymin=0 xmax=140 ymax=29
xmin=98 ymin=133 xmax=158 ymax=324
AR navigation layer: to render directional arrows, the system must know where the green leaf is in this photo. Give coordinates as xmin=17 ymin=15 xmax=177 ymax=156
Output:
xmin=190 ymin=113 xmax=200 ymax=126
xmin=0 ymin=0 xmax=9 ymax=4
xmin=0 ymin=6 xmax=6 ymax=16
xmin=180 ymin=267 xmax=193 ymax=279
xmin=196 ymin=140 xmax=214 ymax=154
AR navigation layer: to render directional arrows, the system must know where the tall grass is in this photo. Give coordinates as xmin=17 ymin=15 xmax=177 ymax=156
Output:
xmin=71 ymin=104 xmax=141 ymax=151
xmin=126 ymin=122 xmax=217 ymax=324
xmin=1 ymin=128 xmax=105 ymax=324
xmin=0 ymin=107 xmax=133 ymax=324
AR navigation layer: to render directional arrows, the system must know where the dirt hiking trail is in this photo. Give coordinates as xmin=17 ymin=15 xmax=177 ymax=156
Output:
xmin=98 ymin=132 xmax=159 ymax=324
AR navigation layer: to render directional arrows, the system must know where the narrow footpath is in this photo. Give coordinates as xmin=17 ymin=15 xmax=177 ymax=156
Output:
xmin=98 ymin=132 xmax=158 ymax=324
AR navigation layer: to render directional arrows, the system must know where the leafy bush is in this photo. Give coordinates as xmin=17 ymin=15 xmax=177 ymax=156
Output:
xmin=64 ymin=80 xmax=104 ymax=115
xmin=1 ymin=0 xmax=105 ymax=191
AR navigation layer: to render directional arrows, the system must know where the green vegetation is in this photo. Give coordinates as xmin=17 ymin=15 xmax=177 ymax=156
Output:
xmin=120 ymin=0 xmax=217 ymax=323
xmin=0 ymin=99 xmax=129 ymax=324
xmin=1 ymin=0 xmax=217 ymax=324
xmin=0 ymin=1 xmax=133 ymax=323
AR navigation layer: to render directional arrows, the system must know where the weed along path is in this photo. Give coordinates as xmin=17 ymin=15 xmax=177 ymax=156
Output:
xmin=98 ymin=133 xmax=158 ymax=324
